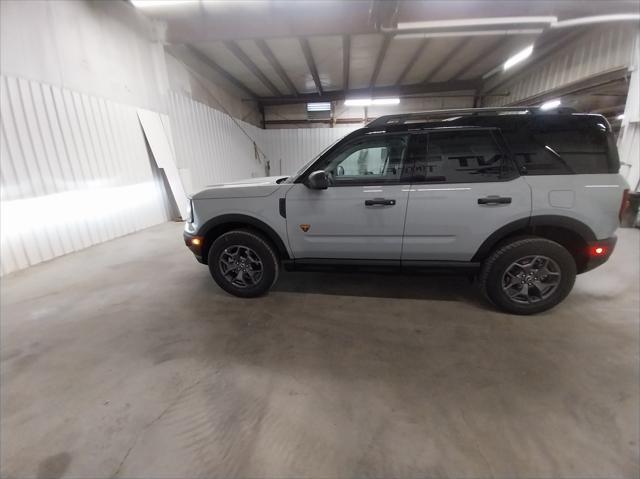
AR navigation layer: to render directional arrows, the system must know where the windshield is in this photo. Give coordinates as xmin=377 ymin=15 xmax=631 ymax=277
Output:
xmin=284 ymin=138 xmax=342 ymax=183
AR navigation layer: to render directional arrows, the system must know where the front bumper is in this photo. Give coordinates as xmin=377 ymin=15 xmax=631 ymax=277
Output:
xmin=183 ymin=231 xmax=206 ymax=264
xmin=582 ymin=236 xmax=617 ymax=273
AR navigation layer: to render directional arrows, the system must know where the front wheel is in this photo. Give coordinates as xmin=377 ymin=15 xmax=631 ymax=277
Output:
xmin=208 ymin=229 xmax=279 ymax=298
xmin=479 ymin=237 xmax=576 ymax=315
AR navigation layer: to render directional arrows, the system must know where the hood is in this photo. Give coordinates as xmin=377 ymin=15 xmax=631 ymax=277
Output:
xmin=191 ymin=176 xmax=288 ymax=200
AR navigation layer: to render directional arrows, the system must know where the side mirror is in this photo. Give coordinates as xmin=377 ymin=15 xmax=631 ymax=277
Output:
xmin=306 ymin=170 xmax=329 ymax=190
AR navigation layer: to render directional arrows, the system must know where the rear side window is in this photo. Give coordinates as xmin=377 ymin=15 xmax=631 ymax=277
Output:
xmin=410 ymin=130 xmax=507 ymax=183
xmin=502 ymin=116 xmax=619 ymax=175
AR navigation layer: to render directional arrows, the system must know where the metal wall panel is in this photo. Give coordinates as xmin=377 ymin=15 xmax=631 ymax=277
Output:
xmin=261 ymin=126 xmax=358 ymax=175
xmin=486 ymin=25 xmax=637 ymax=106
xmin=167 ymin=92 xmax=268 ymax=193
xmin=0 ymin=74 xmax=170 ymax=275
xmin=167 ymin=91 xmax=356 ymax=185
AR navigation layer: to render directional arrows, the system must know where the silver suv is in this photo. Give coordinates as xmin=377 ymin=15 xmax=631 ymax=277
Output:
xmin=184 ymin=107 xmax=629 ymax=314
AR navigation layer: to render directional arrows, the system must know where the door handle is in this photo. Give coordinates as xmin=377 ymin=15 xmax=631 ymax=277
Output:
xmin=365 ymin=198 xmax=396 ymax=206
xmin=478 ymin=196 xmax=512 ymax=205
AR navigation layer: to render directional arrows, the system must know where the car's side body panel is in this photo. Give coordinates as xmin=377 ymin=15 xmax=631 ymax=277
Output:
xmin=187 ymin=182 xmax=295 ymax=259
xmin=284 ymin=183 xmax=410 ymax=259
xmin=524 ymin=173 xmax=627 ymax=240
xmin=402 ymin=177 xmax=533 ymax=261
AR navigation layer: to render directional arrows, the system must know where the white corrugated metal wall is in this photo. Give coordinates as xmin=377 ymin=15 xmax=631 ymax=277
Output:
xmin=261 ymin=127 xmax=359 ymax=176
xmin=0 ymin=74 xmax=171 ymax=275
xmin=618 ymin=33 xmax=640 ymax=191
xmin=485 ymin=24 xmax=637 ymax=107
xmin=166 ymin=92 xmax=357 ymax=186
xmin=167 ymin=92 xmax=268 ymax=193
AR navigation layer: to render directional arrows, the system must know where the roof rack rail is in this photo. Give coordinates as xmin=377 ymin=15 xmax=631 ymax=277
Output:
xmin=366 ymin=106 xmax=576 ymax=128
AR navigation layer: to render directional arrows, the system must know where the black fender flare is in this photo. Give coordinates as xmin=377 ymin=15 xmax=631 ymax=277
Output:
xmin=197 ymin=214 xmax=290 ymax=260
xmin=471 ymin=215 xmax=597 ymax=262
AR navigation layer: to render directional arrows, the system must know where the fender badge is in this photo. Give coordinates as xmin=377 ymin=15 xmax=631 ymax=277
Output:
xmin=300 ymin=224 xmax=310 ymax=232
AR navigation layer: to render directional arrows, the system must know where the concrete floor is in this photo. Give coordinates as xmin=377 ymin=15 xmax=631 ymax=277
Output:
xmin=1 ymin=222 xmax=638 ymax=479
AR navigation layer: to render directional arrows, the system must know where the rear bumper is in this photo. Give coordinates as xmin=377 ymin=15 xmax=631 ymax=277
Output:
xmin=582 ymin=236 xmax=617 ymax=273
xmin=183 ymin=231 xmax=206 ymax=264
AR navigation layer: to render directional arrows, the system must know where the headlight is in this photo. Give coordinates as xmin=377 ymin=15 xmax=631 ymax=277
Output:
xmin=186 ymin=200 xmax=194 ymax=223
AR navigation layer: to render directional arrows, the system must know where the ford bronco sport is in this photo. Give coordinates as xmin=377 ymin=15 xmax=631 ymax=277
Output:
xmin=184 ymin=107 xmax=628 ymax=314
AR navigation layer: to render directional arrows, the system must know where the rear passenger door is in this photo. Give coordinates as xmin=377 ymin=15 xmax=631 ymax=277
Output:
xmin=402 ymin=129 xmax=532 ymax=262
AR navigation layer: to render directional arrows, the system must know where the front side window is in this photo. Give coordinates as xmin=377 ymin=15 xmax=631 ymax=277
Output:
xmin=317 ymin=135 xmax=408 ymax=185
xmin=411 ymin=130 xmax=506 ymax=183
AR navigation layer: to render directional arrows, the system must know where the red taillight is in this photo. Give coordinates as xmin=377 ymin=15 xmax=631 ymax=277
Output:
xmin=589 ymin=245 xmax=609 ymax=257
xmin=619 ymin=188 xmax=630 ymax=222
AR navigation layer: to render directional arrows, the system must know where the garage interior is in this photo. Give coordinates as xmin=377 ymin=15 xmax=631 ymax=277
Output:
xmin=1 ymin=1 xmax=639 ymax=478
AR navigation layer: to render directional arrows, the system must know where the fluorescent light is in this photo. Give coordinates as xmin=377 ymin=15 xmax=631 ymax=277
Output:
xmin=397 ymin=16 xmax=557 ymax=30
xmin=540 ymin=99 xmax=561 ymax=110
xmin=131 ymin=0 xmax=199 ymax=7
xmin=344 ymin=98 xmax=400 ymax=107
xmin=503 ymin=44 xmax=534 ymax=70
xmin=550 ymin=14 xmax=640 ymax=28
xmin=616 ymin=114 xmax=625 ymax=120
xmin=307 ymin=102 xmax=331 ymax=112
xmin=395 ymin=29 xmax=543 ymax=39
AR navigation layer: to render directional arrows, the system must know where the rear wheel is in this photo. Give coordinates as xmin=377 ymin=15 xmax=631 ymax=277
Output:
xmin=208 ymin=229 xmax=279 ymax=297
xmin=479 ymin=237 xmax=576 ymax=315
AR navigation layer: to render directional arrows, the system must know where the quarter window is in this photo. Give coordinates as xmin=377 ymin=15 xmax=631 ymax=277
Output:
xmin=502 ymin=117 xmax=619 ymax=175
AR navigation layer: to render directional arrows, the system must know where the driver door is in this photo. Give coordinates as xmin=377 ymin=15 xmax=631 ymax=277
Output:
xmin=285 ymin=133 xmax=411 ymax=260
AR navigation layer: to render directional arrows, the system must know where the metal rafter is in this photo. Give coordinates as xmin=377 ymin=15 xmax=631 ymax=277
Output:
xmin=370 ymin=34 xmax=392 ymax=89
xmin=259 ymin=79 xmax=479 ymax=105
xmin=254 ymin=39 xmax=298 ymax=96
xmin=423 ymin=37 xmax=473 ymax=84
xmin=183 ymin=46 xmax=259 ymax=98
xmin=395 ymin=38 xmax=429 ymax=86
xmin=299 ymin=37 xmax=323 ymax=95
xmin=343 ymin=35 xmax=351 ymax=91
xmin=224 ymin=40 xmax=282 ymax=96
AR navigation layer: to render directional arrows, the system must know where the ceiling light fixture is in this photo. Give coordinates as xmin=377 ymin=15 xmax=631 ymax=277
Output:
xmin=307 ymin=102 xmax=331 ymax=112
xmin=131 ymin=0 xmax=199 ymax=7
xmin=550 ymin=14 xmax=640 ymax=28
xmin=503 ymin=44 xmax=534 ymax=70
xmin=395 ymin=28 xmax=543 ymax=39
xmin=344 ymin=98 xmax=400 ymax=107
xmin=540 ymin=99 xmax=562 ymax=110
xmin=396 ymin=16 xmax=557 ymax=30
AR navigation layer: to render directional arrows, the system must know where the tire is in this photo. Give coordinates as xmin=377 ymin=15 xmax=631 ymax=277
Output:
xmin=208 ymin=229 xmax=279 ymax=298
xmin=479 ymin=237 xmax=576 ymax=315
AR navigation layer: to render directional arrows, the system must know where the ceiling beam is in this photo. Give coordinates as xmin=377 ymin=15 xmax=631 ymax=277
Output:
xmin=343 ymin=35 xmax=351 ymax=91
xmin=369 ymin=34 xmax=392 ymax=89
xmin=395 ymin=38 xmax=429 ymax=86
xmin=178 ymin=45 xmax=259 ymax=99
xmin=446 ymin=36 xmax=505 ymax=81
xmin=299 ymin=37 xmax=323 ymax=95
xmin=422 ymin=37 xmax=472 ymax=84
xmin=224 ymin=40 xmax=282 ymax=96
xmin=255 ymin=39 xmax=298 ymax=96
xmin=259 ymin=79 xmax=479 ymax=105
